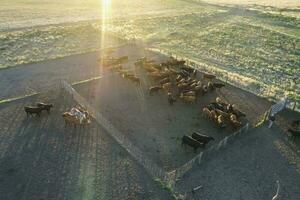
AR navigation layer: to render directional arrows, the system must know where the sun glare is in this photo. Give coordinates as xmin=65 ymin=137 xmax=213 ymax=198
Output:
xmin=100 ymin=0 xmax=111 ymax=73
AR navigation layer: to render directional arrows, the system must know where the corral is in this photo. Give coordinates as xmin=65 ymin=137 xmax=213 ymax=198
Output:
xmin=73 ymin=49 xmax=249 ymax=170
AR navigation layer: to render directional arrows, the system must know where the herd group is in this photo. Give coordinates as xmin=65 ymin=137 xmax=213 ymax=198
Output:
xmin=135 ymin=56 xmax=225 ymax=105
xmin=202 ymin=97 xmax=246 ymax=130
xmin=24 ymin=102 xmax=91 ymax=128
xmin=100 ymin=54 xmax=249 ymax=153
xmin=103 ymin=56 xmax=141 ymax=84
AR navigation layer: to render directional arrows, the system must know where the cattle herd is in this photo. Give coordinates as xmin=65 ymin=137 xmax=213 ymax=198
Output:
xmin=24 ymin=102 xmax=91 ymax=128
xmin=135 ymin=56 xmax=225 ymax=105
xmin=102 ymin=55 xmax=248 ymax=153
xmin=202 ymin=97 xmax=246 ymax=130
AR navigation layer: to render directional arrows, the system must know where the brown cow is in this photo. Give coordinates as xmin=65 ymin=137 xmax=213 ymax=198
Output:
xmin=202 ymin=107 xmax=211 ymax=119
xmin=181 ymin=95 xmax=196 ymax=103
xmin=160 ymin=77 xmax=170 ymax=85
xmin=162 ymin=82 xmax=172 ymax=91
xmin=149 ymin=86 xmax=163 ymax=95
xmin=216 ymin=115 xmax=226 ymax=128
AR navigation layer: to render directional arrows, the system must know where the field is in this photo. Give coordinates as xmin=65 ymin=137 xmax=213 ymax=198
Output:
xmin=107 ymin=4 xmax=300 ymax=108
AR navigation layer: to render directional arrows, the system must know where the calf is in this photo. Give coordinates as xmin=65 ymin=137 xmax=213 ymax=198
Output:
xmin=181 ymin=135 xmax=205 ymax=152
xmin=149 ymin=86 xmax=163 ymax=95
xmin=37 ymin=102 xmax=53 ymax=114
xmin=180 ymin=95 xmax=196 ymax=104
xmin=203 ymin=73 xmax=216 ymax=80
xmin=213 ymin=82 xmax=225 ymax=89
xmin=167 ymin=92 xmax=176 ymax=105
xmin=160 ymin=77 xmax=170 ymax=85
xmin=288 ymin=128 xmax=300 ymax=141
xmin=202 ymin=107 xmax=211 ymax=119
xmin=24 ymin=106 xmax=43 ymax=117
xmin=192 ymin=132 xmax=214 ymax=145
xmin=128 ymin=76 xmax=140 ymax=84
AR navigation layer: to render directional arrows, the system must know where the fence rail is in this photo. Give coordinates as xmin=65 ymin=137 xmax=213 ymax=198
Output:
xmin=61 ymin=80 xmax=173 ymax=185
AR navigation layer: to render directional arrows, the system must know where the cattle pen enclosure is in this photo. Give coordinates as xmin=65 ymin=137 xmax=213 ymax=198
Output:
xmin=72 ymin=63 xmax=248 ymax=172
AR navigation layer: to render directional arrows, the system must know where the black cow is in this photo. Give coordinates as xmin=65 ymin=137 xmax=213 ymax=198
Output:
xmin=24 ymin=106 xmax=43 ymax=117
xmin=37 ymin=102 xmax=53 ymax=114
xmin=149 ymin=86 xmax=163 ymax=95
xmin=227 ymin=105 xmax=246 ymax=118
xmin=192 ymin=132 xmax=214 ymax=145
xmin=213 ymin=83 xmax=226 ymax=89
xmin=288 ymin=128 xmax=300 ymax=141
xmin=180 ymin=66 xmax=194 ymax=74
xmin=208 ymin=102 xmax=226 ymax=111
xmin=179 ymin=71 xmax=189 ymax=77
xmin=181 ymin=135 xmax=205 ymax=152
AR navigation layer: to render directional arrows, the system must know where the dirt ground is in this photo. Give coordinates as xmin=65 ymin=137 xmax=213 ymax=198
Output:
xmin=176 ymin=125 xmax=300 ymax=200
xmin=73 ymin=46 xmax=289 ymax=171
xmin=0 ymin=90 xmax=173 ymax=200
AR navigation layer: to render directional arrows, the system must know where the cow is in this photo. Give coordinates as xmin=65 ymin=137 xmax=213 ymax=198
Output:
xmin=181 ymin=135 xmax=205 ymax=152
xmin=203 ymin=73 xmax=216 ymax=80
xmin=230 ymin=114 xmax=237 ymax=122
xmin=209 ymin=102 xmax=227 ymax=112
xmin=176 ymin=75 xmax=183 ymax=82
xmin=24 ymin=106 xmax=43 ymax=117
xmin=288 ymin=128 xmax=300 ymax=141
xmin=202 ymin=107 xmax=211 ymax=119
xmin=213 ymin=82 xmax=225 ymax=89
xmin=162 ymin=82 xmax=172 ymax=91
xmin=149 ymin=86 xmax=163 ymax=95
xmin=208 ymin=81 xmax=214 ymax=90
xmin=215 ymin=108 xmax=230 ymax=120
xmin=210 ymin=110 xmax=218 ymax=122
xmin=177 ymin=83 xmax=189 ymax=91
xmin=229 ymin=115 xmax=242 ymax=129
xmin=202 ymin=85 xmax=208 ymax=94
xmin=180 ymin=95 xmax=196 ymax=104
xmin=36 ymin=102 xmax=53 ymax=114
xmin=231 ymin=105 xmax=246 ymax=118
xmin=181 ymin=66 xmax=194 ymax=73
xmin=182 ymin=91 xmax=196 ymax=96
xmin=217 ymin=115 xmax=226 ymax=128
xmin=179 ymin=71 xmax=189 ymax=77
xmin=192 ymin=132 xmax=214 ymax=145
xmin=160 ymin=77 xmax=170 ymax=85
xmin=167 ymin=92 xmax=176 ymax=105
xmin=128 ymin=76 xmax=140 ymax=84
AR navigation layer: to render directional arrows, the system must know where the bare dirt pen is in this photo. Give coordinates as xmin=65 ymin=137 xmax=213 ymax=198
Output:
xmin=73 ymin=50 xmax=255 ymax=171
xmin=0 ymin=90 xmax=172 ymax=200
